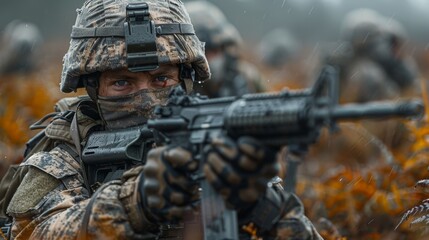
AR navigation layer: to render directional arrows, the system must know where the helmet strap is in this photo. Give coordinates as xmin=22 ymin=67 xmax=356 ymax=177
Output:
xmin=83 ymin=73 xmax=100 ymax=102
xmin=179 ymin=64 xmax=195 ymax=94
xmin=83 ymin=73 xmax=112 ymax=128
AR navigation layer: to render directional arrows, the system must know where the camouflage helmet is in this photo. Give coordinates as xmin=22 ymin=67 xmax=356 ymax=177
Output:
xmin=340 ymin=9 xmax=385 ymax=47
xmin=258 ymin=28 xmax=299 ymax=68
xmin=60 ymin=0 xmax=210 ymax=93
xmin=184 ymin=1 xmax=242 ymax=51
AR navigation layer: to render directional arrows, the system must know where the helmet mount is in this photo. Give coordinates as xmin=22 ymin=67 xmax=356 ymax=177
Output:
xmin=125 ymin=3 xmax=159 ymax=72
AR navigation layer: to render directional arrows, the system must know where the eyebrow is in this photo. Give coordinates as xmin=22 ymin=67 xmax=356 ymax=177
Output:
xmin=105 ymin=73 xmax=133 ymax=80
xmin=148 ymin=66 xmax=177 ymax=76
xmin=105 ymin=66 xmax=177 ymax=79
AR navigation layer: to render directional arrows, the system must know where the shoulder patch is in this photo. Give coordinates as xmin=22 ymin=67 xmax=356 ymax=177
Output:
xmin=7 ymin=167 xmax=60 ymax=216
xmin=22 ymin=147 xmax=81 ymax=180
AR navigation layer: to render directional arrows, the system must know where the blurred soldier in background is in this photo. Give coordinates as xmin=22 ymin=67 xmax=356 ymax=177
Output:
xmin=257 ymin=28 xmax=315 ymax=91
xmin=0 ymin=20 xmax=46 ymax=178
xmin=339 ymin=9 xmax=418 ymax=150
xmin=259 ymin=29 xmax=299 ymax=69
xmin=313 ymin=8 xmax=419 ymax=168
xmin=185 ymin=1 xmax=266 ymax=98
xmin=0 ymin=20 xmax=42 ymax=74
xmin=326 ymin=8 xmax=419 ymax=103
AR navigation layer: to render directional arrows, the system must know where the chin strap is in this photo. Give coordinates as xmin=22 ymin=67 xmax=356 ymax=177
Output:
xmin=179 ymin=64 xmax=195 ymax=94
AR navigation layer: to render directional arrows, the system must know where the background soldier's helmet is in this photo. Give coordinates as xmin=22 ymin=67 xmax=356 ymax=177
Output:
xmin=185 ymin=1 xmax=242 ymax=51
xmin=0 ymin=20 xmax=42 ymax=74
xmin=340 ymin=8 xmax=385 ymax=52
xmin=60 ymin=0 xmax=210 ymax=93
xmin=258 ymin=28 xmax=299 ymax=68
xmin=340 ymin=8 xmax=415 ymax=90
xmin=340 ymin=8 xmax=407 ymax=54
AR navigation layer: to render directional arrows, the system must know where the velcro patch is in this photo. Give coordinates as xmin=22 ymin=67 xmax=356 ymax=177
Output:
xmin=7 ymin=167 xmax=60 ymax=216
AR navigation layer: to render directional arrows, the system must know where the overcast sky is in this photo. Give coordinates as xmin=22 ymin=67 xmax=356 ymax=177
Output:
xmin=1 ymin=0 xmax=428 ymax=45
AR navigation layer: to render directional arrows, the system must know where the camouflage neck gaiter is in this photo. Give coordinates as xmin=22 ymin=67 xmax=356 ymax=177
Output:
xmin=97 ymin=86 xmax=175 ymax=129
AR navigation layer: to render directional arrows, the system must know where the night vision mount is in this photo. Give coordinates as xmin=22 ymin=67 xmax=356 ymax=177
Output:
xmin=124 ymin=3 xmax=159 ymax=72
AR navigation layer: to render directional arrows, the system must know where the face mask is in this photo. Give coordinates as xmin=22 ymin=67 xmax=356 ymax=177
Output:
xmin=97 ymin=85 xmax=175 ymax=129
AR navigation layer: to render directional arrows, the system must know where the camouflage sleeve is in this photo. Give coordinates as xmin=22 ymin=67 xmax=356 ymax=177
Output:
xmin=6 ymin=146 xmax=154 ymax=239
xmin=274 ymin=188 xmax=323 ymax=240
xmin=239 ymin=181 xmax=323 ymax=240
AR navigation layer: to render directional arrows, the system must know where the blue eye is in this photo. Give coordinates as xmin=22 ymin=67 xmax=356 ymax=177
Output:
xmin=114 ymin=80 xmax=129 ymax=87
xmin=155 ymin=76 xmax=168 ymax=82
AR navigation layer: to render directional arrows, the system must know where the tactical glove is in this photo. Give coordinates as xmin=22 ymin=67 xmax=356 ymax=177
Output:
xmin=203 ymin=136 xmax=279 ymax=211
xmin=141 ymin=146 xmax=199 ymax=222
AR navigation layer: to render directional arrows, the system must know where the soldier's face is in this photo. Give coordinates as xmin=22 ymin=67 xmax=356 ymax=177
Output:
xmin=99 ymin=64 xmax=180 ymax=97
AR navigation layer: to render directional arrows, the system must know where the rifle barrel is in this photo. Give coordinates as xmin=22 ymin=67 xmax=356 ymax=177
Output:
xmin=315 ymin=100 xmax=424 ymax=121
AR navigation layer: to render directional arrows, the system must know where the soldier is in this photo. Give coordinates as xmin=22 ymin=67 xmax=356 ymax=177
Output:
xmin=326 ymin=8 xmax=419 ymax=103
xmin=185 ymin=1 xmax=266 ymax=98
xmin=321 ymin=9 xmax=417 ymax=154
xmin=256 ymin=28 xmax=314 ymax=92
xmin=0 ymin=0 xmax=322 ymax=239
xmin=0 ymin=20 xmax=42 ymax=74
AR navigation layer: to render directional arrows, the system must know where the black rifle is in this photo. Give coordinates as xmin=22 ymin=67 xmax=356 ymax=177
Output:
xmin=146 ymin=65 xmax=424 ymax=240
xmin=80 ymin=66 xmax=423 ymax=239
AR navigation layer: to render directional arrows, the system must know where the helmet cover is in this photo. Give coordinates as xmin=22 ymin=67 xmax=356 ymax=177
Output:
xmin=61 ymin=0 xmax=210 ymax=93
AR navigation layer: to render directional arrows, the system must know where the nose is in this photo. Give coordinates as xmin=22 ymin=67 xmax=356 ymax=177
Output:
xmin=134 ymin=72 xmax=152 ymax=90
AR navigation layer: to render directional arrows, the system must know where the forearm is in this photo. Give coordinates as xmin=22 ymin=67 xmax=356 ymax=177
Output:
xmin=11 ymin=176 xmax=158 ymax=240
xmin=27 ymin=183 xmax=139 ymax=240
xmin=7 ymin=153 xmax=157 ymax=239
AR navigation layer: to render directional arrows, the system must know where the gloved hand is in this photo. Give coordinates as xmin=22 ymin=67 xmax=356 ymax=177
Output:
xmin=142 ymin=146 xmax=199 ymax=222
xmin=203 ymin=136 xmax=279 ymax=211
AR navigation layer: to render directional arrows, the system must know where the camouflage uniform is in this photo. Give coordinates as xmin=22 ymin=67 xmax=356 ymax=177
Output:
xmin=2 ymin=0 xmax=322 ymax=239
xmin=185 ymin=1 xmax=266 ymax=98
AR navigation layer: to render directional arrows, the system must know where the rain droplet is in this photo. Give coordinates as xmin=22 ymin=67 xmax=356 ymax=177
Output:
xmin=308 ymin=6 xmax=314 ymax=15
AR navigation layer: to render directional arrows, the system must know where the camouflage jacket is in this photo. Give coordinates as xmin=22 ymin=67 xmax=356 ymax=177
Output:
xmin=4 ymin=100 xmax=322 ymax=240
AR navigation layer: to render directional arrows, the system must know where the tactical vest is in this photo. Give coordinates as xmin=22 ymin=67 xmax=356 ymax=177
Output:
xmin=0 ymin=96 xmax=92 ymax=238
xmin=0 ymin=95 xmax=185 ymax=240
xmin=0 ymin=95 xmax=129 ymax=239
